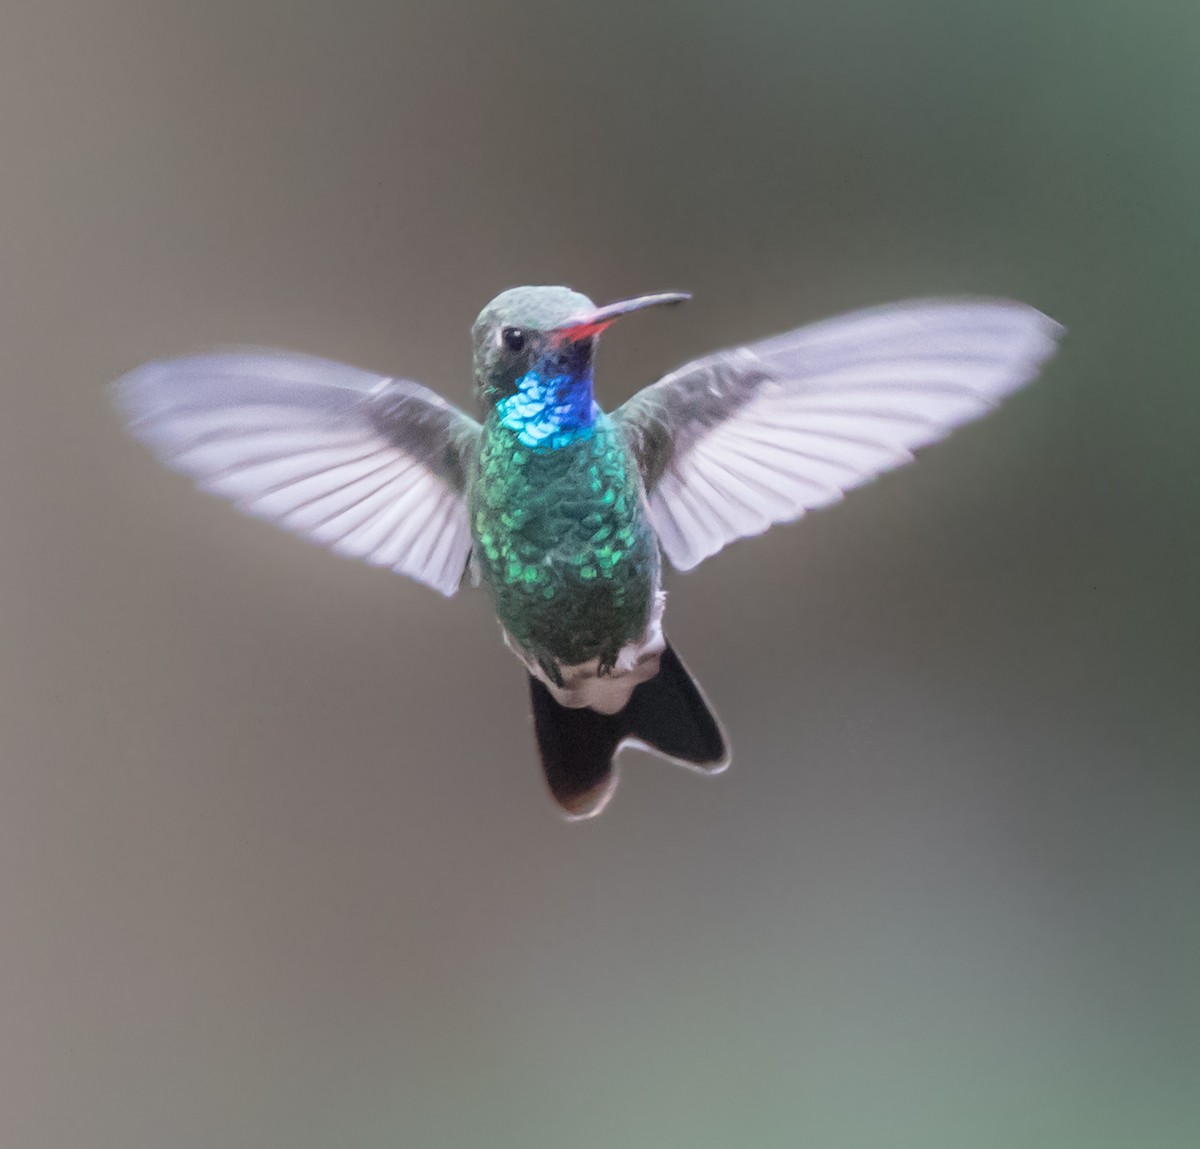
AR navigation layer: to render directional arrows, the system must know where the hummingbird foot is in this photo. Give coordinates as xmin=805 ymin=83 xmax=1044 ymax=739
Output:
xmin=536 ymin=653 xmax=565 ymax=688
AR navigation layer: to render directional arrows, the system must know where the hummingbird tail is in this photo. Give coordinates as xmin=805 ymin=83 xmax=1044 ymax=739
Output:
xmin=528 ymin=644 xmax=729 ymax=820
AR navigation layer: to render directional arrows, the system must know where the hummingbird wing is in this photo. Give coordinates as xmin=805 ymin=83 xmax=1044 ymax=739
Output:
xmin=114 ymin=350 xmax=482 ymax=596
xmin=614 ymin=299 xmax=1063 ymax=571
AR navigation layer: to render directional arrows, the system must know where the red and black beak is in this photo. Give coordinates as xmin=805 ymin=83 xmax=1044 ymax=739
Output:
xmin=554 ymin=292 xmax=690 ymax=345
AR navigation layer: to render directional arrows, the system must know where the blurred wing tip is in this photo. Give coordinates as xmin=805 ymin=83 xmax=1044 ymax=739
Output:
xmin=968 ymin=298 xmax=1066 ymax=354
xmin=887 ymin=295 xmax=1065 ymax=386
xmin=109 ymin=347 xmax=402 ymax=408
xmin=110 ymin=370 xmax=165 ymax=431
xmin=871 ymin=294 xmax=1065 ymax=335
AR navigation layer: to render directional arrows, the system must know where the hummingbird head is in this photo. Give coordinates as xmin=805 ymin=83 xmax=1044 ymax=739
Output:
xmin=470 ymin=287 xmax=690 ymax=433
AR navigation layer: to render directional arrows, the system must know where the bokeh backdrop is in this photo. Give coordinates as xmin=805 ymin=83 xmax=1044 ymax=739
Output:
xmin=2 ymin=1 xmax=1198 ymax=1146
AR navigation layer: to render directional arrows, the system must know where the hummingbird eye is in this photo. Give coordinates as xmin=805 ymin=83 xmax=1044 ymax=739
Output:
xmin=501 ymin=326 xmax=526 ymax=352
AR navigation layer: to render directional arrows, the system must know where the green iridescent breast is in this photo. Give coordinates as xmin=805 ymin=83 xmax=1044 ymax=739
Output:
xmin=469 ymin=412 xmax=659 ymax=668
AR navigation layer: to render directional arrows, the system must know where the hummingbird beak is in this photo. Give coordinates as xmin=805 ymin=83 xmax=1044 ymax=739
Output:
xmin=554 ymin=292 xmax=691 ymax=344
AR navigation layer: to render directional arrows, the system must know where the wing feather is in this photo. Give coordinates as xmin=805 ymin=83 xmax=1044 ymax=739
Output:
xmin=114 ymin=350 xmax=482 ymax=596
xmin=616 ymin=299 xmax=1063 ymax=570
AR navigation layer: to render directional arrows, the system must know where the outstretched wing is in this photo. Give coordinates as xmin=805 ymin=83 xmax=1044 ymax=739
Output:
xmin=615 ymin=299 xmax=1063 ymax=571
xmin=114 ymin=351 xmax=482 ymax=596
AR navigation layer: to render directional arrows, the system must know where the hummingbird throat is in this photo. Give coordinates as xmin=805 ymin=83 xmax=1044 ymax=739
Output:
xmin=495 ymin=362 xmax=596 ymax=450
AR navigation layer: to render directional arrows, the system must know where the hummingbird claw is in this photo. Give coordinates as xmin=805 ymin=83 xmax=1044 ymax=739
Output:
xmin=537 ymin=654 xmax=565 ymax=688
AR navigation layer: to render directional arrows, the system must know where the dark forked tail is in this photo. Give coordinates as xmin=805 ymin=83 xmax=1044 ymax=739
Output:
xmin=528 ymin=644 xmax=728 ymax=819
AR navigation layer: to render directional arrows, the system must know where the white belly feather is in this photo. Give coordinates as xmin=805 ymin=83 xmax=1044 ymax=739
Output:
xmin=503 ymin=589 xmax=667 ymax=715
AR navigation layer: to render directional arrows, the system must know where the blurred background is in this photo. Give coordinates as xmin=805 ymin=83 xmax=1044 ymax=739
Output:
xmin=2 ymin=1 xmax=1198 ymax=1146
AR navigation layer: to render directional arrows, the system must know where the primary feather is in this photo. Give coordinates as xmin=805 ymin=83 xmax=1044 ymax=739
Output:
xmin=114 ymin=351 xmax=481 ymax=596
xmin=615 ymin=299 xmax=1063 ymax=570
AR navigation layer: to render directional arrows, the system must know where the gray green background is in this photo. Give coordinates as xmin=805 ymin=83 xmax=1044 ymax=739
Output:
xmin=2 ymin=1 xmax=1198 ymax=1146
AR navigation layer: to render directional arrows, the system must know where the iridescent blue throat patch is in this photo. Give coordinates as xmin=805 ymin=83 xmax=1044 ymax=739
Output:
xmin=497 ymin=369 xmax=596 ymax=449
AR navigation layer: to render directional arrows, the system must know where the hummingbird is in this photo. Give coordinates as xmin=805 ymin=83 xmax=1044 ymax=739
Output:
xmin=114 ymin=287 xmax=1062 ymax=819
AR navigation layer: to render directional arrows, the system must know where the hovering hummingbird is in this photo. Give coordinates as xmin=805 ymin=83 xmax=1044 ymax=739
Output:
xmin=115 ymin=288 xmax=1062 ymax=819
